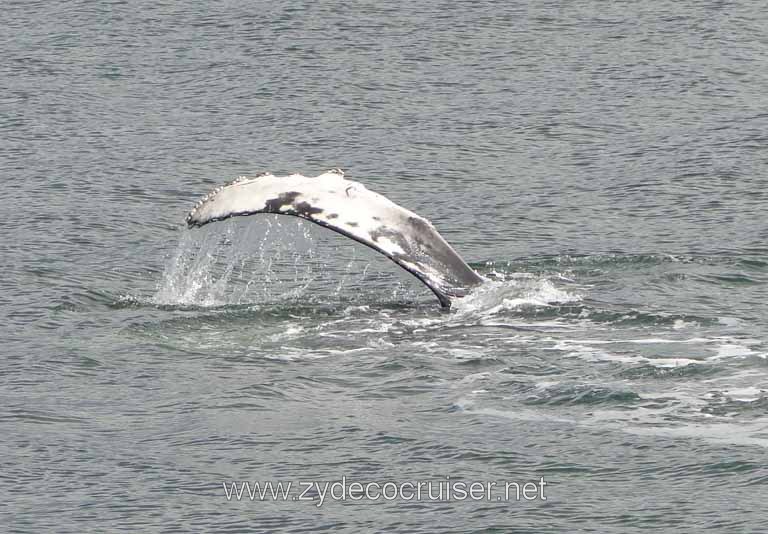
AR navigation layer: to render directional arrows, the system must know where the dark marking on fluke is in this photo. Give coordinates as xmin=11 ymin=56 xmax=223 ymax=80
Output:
xmin=370 ymin=226 xmax=409 ymax=252
xmin=263 ymin=191 xmax=301 ymax=212
xmin=294 ymin=201 xmax=324 ymax=217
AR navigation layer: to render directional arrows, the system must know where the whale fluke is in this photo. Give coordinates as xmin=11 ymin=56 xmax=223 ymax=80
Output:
xmin=186 ymin=170 xmax=484 ymax=307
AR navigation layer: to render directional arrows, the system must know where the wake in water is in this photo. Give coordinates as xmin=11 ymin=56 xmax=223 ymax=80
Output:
xmin=147 ymin=191 xmax=768 ymax=450
xmin=146 ymin=231 xmax=768 ymax=447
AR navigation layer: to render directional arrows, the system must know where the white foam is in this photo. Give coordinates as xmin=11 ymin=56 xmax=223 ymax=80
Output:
xmin=455 ymin=371 xmax=496 ymax=386
xmin=673 ymin=319 xmax=698 ymax=330
xmin=453 ymin=396 xmax=575 ymax=423
xmin=551 ymin=339 xmax=707 ymax=367
xmin=723 ymin=387 xmax=766 ymax=402
xmin=624 ymin=422 xmax=768 ymax=448
xmin=452 ymin=277 xmax=581 ymax=318
xmin=718 ymin=316 xmax=741 ymax=327
xmin=712 ymin=344 xmax=757 ymax=359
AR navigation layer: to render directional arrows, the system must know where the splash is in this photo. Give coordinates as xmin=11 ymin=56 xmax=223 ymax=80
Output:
xmin=452 ymin=273 xmax=582 ymax=317
xmin=153 ymin=216 xmax=319 ymax=307
xmin=152 ymin=216 xmax=428 ymax=308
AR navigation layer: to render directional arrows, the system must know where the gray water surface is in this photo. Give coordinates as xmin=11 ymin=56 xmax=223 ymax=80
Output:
xmin=3 ymin=1 xmax=768 ymax=532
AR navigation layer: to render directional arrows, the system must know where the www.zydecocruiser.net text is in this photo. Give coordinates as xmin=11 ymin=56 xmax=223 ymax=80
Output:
xmin=222 ymin=476 xmax=548 ymax=507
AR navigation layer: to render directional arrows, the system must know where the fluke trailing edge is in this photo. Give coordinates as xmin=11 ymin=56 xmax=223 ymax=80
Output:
xmin=186 ymin=169 xmax=484 ymax=307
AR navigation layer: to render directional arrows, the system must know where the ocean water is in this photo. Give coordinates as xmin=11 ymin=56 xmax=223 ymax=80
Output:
xmin=3 ymin=1 xmax=768 ymax=532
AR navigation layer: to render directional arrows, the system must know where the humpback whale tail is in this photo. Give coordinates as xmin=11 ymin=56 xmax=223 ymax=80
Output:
xmin=186 ymin=169 xmax=484 ymax=307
